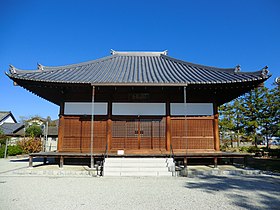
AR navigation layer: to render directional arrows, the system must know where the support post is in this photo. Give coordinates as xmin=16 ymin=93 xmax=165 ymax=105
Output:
xmin=214 ymin=157 xmax=218 ymax=168
xmin=43 ymin=157 xmax=47 ymax=165
xmin=244 ymin=156 xmax=248 ymax=168
xmin=29 ymin=156 xmax=33 ymax=168
xmin=184 ymin=157 xmax=188 ymax=168
xmin=166 ymin=102 xmax=171 ymax=151
xmin=90 ymin=85 xmax=95 ymax=169
xmin=184 ymin=86 xmax=187 ymax=151
xmin=107 ymin=119 xmax=112 ymax=151
xmin=107 ymin=100 xmax=112 ymax=151
xmin=59 ymin=156 xmax=64 ymax=168
xmin=57 ymin=115 xmax=64 ymax=152
xmin=213 ymin=104 xmax=220 ymax=151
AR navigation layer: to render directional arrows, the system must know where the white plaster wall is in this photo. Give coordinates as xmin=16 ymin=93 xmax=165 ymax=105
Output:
xmin=112 ymin=103 xmax=166 ymax=116
xmin=64 ymin=102 xmax=108 ymax=115
xmin=0 ymin=116 xmax=16 ymax=125
xmin=170 ymin=103 xmax=213 ymax=116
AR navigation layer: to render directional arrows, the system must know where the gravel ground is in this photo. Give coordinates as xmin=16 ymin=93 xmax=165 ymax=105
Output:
xmin=0 ymin=158 xmax=279 ymax=210
xmin=0 ymin=175 xmax=279 ymax=210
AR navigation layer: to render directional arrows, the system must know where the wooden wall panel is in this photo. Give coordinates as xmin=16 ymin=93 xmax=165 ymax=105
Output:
xmin=171 ymin=118 xmax=214 ymax=150
xmin=61 ymin=116 xmax=107 ymax=152
xmin=111 ymin=118 xmax=166 ymax=151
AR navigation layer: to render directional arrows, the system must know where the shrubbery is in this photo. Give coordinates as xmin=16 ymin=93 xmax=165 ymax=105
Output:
xmin=0 ymin=145 xmax=23 ymax=158
xmin=0 ymin=145 xmax=5 ymax=158
xmin=0 ymin=138 xmax=42 ymax=158
xmin=18 ymin=138 xmax=42 ymax=154
xmin=7 ymin=145 xmax=23 ymax=156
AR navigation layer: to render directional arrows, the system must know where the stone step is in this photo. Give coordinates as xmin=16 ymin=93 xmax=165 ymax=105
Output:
xmin=105 ymin=158 xmax=173 ymax=163
xmin=103 ymin=157 xmax=175 ymax=177
xmin=104 ymin=167 xmax=169 ymax=172
xmin=104 ymin=162 xmax=169 ymax=167
xmin=104 ymin=171 xmax=173 ymax=177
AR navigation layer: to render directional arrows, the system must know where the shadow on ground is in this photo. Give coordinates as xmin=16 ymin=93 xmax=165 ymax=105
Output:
xmin=10 ymin=157 xmax=46 ymax=163
xmin=185 ymin=175 xmax=280 ymax=210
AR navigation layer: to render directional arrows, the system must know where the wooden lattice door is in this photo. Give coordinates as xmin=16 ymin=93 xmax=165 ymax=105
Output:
xmin=112 ymin=118 xmax=166 ymax=151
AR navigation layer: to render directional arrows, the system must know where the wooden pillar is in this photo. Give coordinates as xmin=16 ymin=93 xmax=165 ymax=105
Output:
xmin=184 ymin=157 xmax=188 ymax=168
xmin=166 ymin=102 xmax=171 ymax=151
xmin=107 ymin=100 xmax=112 ymax=151
xmin=29 ymin=156 xmax=33 ymax=168
xmin=244 ymin=156 xmax=248 ymax=168
xmin=43 ymin=157 xmax=47 ymax=165
xmin=214 ymin=157 xmax=218 ymax=168
xmin=213 ymin=105 xmax=220 ymax=151
xmin=58 ymin=115 xmax=65 ymax=152
xmin=59 ymin=156 xmax=64 ymax=168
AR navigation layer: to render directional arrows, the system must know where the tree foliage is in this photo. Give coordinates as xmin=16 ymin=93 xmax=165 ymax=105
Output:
xmin=219 ymin=83 xmax=280 ymax=148
xmin=18 ymin=138 xmax=42 ymax=154
xmin=25 ymin=123 xmax=43 ymax=137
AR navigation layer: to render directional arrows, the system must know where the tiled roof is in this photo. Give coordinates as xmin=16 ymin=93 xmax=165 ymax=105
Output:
xmin=0 ymin=111 xmax=17 ymax=124
xmin=0 ymin=123 xmax=24 ymax=135
xmin=6 ymin=51 xmax=270 ymax=86
xmin=0 ymin=112 xmax=10 ymax=122
xmin=47 ymin=126 xmax=58 ymax=136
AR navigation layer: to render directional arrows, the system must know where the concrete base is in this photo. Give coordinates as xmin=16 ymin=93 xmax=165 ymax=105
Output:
xmin=9 ymin=165 xmax=97 ymax=177
xmin=179 ymin=165 xmax=262 ymax=177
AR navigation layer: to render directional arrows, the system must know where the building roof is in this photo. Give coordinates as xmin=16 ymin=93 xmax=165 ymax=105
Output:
xmin=6 ymin=51 xmax=270 ymax=86
xmin=0 ymin=123 xmax=24 ymax=136
xmin=0 ymin=111 xmax=17 ymax=124
xmin=47 ymin=126 xmax=58 ymax=136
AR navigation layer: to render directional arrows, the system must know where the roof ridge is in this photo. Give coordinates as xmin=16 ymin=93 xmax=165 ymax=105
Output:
xmin=111 ymin=50 xmax=168 ymax=56
xmin=161 ymin=55 xmax=236 ymax=73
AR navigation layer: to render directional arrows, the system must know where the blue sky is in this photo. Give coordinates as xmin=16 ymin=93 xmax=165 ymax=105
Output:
xmin=1 ymin=0 xmax=279 ymax=121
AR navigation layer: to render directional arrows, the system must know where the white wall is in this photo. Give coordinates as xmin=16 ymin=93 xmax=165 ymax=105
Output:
xmin=64 ymin=102 xmax=108 ymax=115
xmin=112 ymin=103 xmax=166 ymax=116
xmin=0 ymin=115 xmax=16 ymax=125
xmin=170 ymin=103 xmax=213 ymax=116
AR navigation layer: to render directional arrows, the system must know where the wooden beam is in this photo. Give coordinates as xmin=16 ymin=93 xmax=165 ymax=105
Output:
xmin=213 ymin=114 xmax=220 ymax=151
xmin=107 ymin=119 xmax=112 ymax=151
xmin=184 ymin=157 xmax=188 ymax=168
xmin=107 ymin=100 xmax=112 ymax=150
xmin=59 ymin=156 xmax=64 ymax=168
xmin=29 ymin=156 xmax=33 ymax=168
xmin=214 ymin=157 xmax=218 ymax=168
xmin=166 ymin=102 xmax=171 ymax=151
xmin=57 ymin=115 xmax=64 ymax=152
xmin=213 ymin=105 xmax=220 ymax=151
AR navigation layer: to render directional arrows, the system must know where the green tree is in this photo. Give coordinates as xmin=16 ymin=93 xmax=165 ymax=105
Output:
xmin=219 ymin=97 xmax=245 ymax=148
xmin=241 ymin=87 xmax=267 ymax=146
xmin=25 ymin=123 xmax=43 ymax=137
xmin=219 ymin=102 xmax=235 ymax=147
xmin=260 ymin=83 xmax=280 ymax=146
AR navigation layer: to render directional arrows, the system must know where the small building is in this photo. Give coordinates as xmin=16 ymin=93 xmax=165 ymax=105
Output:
xmin=0 ymin=111 xmax=17 ymax=125
xmin=0 ymin=122 xmax=25 ymax=145
xmin=6 ymin=50 xmax=270 ymax=168
xmin=25 ymin=116 xmax=58 ymax=152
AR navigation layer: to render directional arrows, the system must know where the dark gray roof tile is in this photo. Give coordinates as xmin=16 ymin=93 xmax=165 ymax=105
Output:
xmin=0 ymin=123 xmax=24 ymax=135
xmin=7 ymin=51 xmax=269 ymax=86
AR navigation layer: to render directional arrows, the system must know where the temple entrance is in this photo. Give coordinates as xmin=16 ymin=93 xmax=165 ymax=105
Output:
xmin=111 ymin=118 xmax=166 ymax=151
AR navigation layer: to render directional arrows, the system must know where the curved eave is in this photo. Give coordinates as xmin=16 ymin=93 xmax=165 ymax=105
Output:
xmin=6 ymin=72 xmax=269 ymax=87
